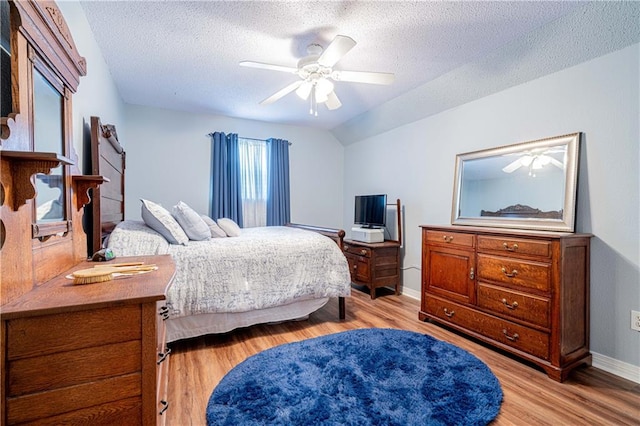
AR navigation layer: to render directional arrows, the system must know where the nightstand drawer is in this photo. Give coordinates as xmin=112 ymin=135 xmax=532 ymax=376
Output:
xmin=345 ymin=253 xmax=371 ymax=283
xmin=344 ymin=244 xmax=371 ymax=257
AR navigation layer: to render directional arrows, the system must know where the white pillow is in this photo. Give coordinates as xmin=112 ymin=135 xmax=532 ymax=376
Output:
xmin=201 ymin=215 xmax=227 ymax=238
xmin=217 ymin=218 xmax=241 ymax=237
xmin=140 ymin=199 xmax=189 ymax=245
xmin=173 ymin=201 xmax=211 ymax=241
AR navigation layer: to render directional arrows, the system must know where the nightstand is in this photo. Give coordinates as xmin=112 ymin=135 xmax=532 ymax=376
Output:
xmin=344 ymin=239 xmax=401 ymax=299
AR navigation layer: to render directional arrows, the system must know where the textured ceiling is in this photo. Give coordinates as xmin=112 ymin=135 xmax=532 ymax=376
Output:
xmin=79 ymin=1 xmax=637 ymax=140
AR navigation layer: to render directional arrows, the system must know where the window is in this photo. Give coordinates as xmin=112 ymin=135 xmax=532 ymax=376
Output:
xmin=238 ymin=138 xmax=267 ymax=227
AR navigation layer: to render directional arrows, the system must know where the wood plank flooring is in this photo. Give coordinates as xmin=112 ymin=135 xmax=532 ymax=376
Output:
xmin=167 ymin=287 xmax=640 ymax=425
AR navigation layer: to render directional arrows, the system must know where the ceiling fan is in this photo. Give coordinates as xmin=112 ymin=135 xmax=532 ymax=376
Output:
xmin=502 ymin=148 xmax=565 ymax=176
xmin=240 ymin=35 xmax=395 ymax=116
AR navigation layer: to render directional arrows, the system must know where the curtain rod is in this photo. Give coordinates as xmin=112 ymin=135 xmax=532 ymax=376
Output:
xmin=206 ymin=133 xmax=292 ymax=145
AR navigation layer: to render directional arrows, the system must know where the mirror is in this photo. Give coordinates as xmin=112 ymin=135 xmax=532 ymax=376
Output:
xmin=33 ymin=67 xmax=65 ymax=223
xmin=1 ymin=0 xmax=11 ymax=118
xmin=451 ymin=133 xmax=580 ymax=232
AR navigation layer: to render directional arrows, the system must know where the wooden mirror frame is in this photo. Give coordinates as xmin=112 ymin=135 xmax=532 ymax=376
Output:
xmin=451 ymin=133 xmax=581 ymax=232
xmin=1 ymin=0 xmax=86 ymax=240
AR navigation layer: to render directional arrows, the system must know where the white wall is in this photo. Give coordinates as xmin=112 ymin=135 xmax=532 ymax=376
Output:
xmin=344 ymin=44 xmax=640 ymax=369
xmin=121 ymin=105 xmax=344 ymax=229
xmin=61 ymin=1 xmax=639 ymax=375
xmin=57 ymin=2 xmax=127 ymax=173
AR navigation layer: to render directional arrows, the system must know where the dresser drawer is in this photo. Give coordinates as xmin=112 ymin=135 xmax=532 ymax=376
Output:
xmin=425 ymin=230 xmax=475 ymax=248
xmin=6 ymin=374 xmax=142 ymax=424
xmin=477 ymin=254 xmax=551 ymax=292
xmin=425 ymin=296 xmax=549 ymax=360
xmin=7 ymin=305 xmax=141 ymax=360
xmin=477 ymin=283 xmax=550 ymax=329
xmin=344 ymin=244 xmax=371 ymax=257
xmin=477 ymin=236 xmax=551 ymax=258
xmin=8 ymin=341 xmax=141 ymax=396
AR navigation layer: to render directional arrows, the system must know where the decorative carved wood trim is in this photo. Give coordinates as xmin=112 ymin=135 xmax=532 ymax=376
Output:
xmin=72 ymin=175 xmax=109 ymax=210
xmin=480 ymin=204 xmax=563 ymax=220
xmin=44 ymin=6 xmax=71 ymax=48
xmin=0 ymin=150 xmax=73 ymax=211
xmin=12 ymin=0 xmax=86 ymax=91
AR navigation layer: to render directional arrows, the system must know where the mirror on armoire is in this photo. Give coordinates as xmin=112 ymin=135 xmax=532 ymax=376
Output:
xmin=33 ymin=67 xmax=66 ymax=223
xmin=1 ymin=0 xmax=74 ymax=238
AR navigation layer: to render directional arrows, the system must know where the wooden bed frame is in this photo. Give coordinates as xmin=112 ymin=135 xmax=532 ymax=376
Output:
xmin=87 ymin=116 xmax=126 ymax=256
xmin=480 ymin=203 xmax=562 ymax=219
xmin=88 ymin=117 xmax=347 ymax=321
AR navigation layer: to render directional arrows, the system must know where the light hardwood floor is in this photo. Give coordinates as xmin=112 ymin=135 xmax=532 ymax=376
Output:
xmin=167 ymin=287 xmax=640 ymax=425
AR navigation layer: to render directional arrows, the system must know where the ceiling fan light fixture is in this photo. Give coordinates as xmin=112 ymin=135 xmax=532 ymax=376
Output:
xmin=314 ymin=79 xmax=333 ymax=104
xmin=296 ymin=82 xmax=312 ymax=100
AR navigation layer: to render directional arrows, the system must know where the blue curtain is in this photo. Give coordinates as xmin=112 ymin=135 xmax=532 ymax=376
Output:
xmin=210 ymin=132 xmax=244 ymax=226
xmin=266 ymin=138 xmax=291 ymax=226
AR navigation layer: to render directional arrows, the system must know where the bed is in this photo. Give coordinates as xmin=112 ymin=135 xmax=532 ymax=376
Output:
xmin=87 ymin=117 xmax=351 ymax=342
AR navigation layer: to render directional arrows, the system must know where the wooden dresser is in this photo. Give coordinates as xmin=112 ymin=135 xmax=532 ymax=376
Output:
xmin=344 ymin=239 xmax=400 ymax=299
xmin=0 ymin=255 xmax=175 ymax=425
xmin=420 ymin=225 xmax=591 ymax=381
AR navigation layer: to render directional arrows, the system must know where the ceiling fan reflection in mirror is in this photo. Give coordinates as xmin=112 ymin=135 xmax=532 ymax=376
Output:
xmin=240 ymin=35 xmax=395 ymax=116
xmin=502 ymin=147 xmax=566 ymax=177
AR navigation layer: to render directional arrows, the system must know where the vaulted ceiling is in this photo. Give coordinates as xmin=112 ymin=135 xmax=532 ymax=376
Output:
xmin=80 ymin=1 xmax=639 ymax=144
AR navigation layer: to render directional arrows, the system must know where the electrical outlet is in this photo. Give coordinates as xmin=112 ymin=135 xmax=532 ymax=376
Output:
xmin=632 ymin=310 xmax=640 ymax=332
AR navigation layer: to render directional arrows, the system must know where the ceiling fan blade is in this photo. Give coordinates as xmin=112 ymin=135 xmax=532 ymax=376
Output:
xmin=325 ymin=91 xmax=342 ymax=110
xmin=331 ymin=70 xmax=395 ymax=85
xmin=502 ymin=159 xmax=523 ymax=173
xmin=260 ymin=80 xmax=303 ymax=105
xmin=317 ymin=35 xmax=356 ymax=67
xmin=550 ymin=158 xmax=565 ymax=169
xmin=240 ymin=61 xmax=298 ymax=74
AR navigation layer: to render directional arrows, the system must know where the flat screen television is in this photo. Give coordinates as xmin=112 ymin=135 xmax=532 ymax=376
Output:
xmin=354 ymin=194 xmax=387 ymax=228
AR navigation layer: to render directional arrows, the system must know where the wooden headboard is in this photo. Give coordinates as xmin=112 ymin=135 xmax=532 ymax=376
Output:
xmin=87 ymin=116 xmax=126 ymax=255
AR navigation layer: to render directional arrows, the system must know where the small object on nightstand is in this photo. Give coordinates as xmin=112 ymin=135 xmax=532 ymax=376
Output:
xmin=91 ymin=247 xmax=115 ymax=261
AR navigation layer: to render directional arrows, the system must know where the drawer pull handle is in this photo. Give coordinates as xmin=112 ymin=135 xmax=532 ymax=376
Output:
xmin=502 ymin=329 xmax=520 ymax=341
xmin=360 ymin=249 xmax=367 ymax=255
xmin=501 ymin=267 xmax=518 ymax=278
xmin=159 ymin=400 xmax=169 ymax=415
xmin=443 ymin=308 xmax=455 ymax=318
xmin=501 ymin=298 xmax=519 ymax=310
xmin=503 ymin=242 xmax=519 ymax=252
xmin=157 ymin=347 xmax=172 ymax=365
xmin=159 ymin=305 xmax=170 ymax=320
xmin=442 ymin=235 xmax=454 ymax=242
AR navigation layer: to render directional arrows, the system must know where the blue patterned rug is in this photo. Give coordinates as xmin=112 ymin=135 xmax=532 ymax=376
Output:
xmin=207 ymin=328 xmax=502 ymax=425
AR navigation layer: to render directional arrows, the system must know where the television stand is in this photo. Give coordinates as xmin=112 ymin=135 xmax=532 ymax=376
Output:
xmin=343 ymin=239 xmax=400 ymax=299
xmin=344 ymin=198 xmax=402 ymax=299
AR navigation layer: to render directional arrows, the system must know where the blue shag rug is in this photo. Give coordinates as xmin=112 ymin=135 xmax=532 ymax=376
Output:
xmin=207 ymin=328 xmax=502 ymax=425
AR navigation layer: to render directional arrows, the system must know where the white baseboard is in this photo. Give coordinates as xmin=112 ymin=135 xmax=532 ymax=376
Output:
xmin=591 ymin=351 xmax=640 ymax=384
xmin=399 ymin=287 xmax=421 ymax=300
xmin=396 ymin=290 xmax=640 ymax=384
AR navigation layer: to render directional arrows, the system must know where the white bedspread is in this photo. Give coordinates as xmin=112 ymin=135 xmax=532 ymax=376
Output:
xmin=107 ymin=221 xmax=351 ymax=319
